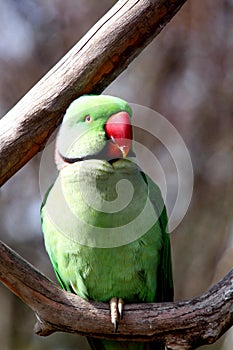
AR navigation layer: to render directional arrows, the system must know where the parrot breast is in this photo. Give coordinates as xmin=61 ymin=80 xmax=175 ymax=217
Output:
xmin=42 ymin=159 xmax=163 ymax=302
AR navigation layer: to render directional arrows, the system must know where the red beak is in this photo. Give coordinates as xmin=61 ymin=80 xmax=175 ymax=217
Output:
xmin=104 ymin=111 xmax=132 ymax=159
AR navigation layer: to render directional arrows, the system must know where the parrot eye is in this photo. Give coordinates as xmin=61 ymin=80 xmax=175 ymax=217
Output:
xmin=84 ymin=115 xmax=93 ymax=124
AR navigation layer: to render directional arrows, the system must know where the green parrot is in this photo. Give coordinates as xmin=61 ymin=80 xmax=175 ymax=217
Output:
xmin=41 ymin=95 xmax=173 ymax=350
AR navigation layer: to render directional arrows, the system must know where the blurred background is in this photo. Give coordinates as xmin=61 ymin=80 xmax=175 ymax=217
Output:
xmin=0 ymin=0 xmax=232 ymax=349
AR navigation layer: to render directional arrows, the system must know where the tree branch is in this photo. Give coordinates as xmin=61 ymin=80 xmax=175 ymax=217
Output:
xmin=0 ymin=240 xmax=232 ymax=349
xmin=0 ymin=0 xmax=187 ymax=186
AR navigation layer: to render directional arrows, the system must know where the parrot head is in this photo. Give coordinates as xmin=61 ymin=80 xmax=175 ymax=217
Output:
xmin=55 ymin=95 xmax=133 ymax=169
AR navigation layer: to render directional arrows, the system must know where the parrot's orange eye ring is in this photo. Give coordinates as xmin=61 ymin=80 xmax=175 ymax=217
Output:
xmin=84 ymin=115 xmax=93 ymax=124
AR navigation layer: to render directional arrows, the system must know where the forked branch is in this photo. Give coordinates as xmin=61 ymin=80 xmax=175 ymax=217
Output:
xmin=0 ymin=241 xmax=232 ymax=350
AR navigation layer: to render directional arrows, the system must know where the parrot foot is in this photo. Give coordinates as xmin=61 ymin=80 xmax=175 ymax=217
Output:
xmin=110 ymin=297 xmax=124 ymax=332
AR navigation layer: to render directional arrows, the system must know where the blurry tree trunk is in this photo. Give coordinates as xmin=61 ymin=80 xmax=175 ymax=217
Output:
xmin=0 ymin=0 xmax=187 ymax=186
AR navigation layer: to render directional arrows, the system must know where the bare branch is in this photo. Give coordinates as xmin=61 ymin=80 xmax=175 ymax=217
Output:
xmin=0 ymin=0 xmax=187 ymax=186
xmin=0 ymin=240 xmax=232 ymax=349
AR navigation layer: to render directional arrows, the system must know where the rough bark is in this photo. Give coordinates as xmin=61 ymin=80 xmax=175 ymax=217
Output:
xmin=0 ymin=0 xmax=187 ymax=186
xmin=0 ymin=241 xmax=232 ymax=350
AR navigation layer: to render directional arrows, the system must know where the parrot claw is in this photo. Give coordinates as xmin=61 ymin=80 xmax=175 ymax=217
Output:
xmin=110 ymin=297 xmax=124 ymax=332
xmin=113 ymin=319 xmax=118 ymax=332
xmin=118 ymin=298 xmax=124 ymax=319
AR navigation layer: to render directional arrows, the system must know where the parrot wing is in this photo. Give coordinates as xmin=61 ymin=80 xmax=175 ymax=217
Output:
xmin=40 ymin=187 xmax=73 ymax=293
xmin=142 ymin=172 xmax=174 ymax=303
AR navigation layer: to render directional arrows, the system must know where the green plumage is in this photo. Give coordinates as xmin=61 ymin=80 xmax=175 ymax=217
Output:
xmin=41 ymin=95 xmax=173 ymax=350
